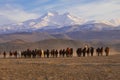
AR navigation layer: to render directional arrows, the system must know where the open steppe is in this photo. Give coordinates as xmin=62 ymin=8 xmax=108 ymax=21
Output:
xmin=0 ymin=54 xmax=119 ymax=80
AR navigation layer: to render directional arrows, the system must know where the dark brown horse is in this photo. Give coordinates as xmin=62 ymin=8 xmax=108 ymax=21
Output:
xmin=51 ymin=49 xmax=55 ymax=58
xmin=9 ymin=51 xmax=13 ymax=58
xmin=14 ymin=51 xmax=18 ymax=58
xmin=66 ymin=48 xmax=73 ymax=57
xmin=100 ymin=47 xmax=103 ymax=56
xmin=3 ymin=51 xmax=6 ymax=58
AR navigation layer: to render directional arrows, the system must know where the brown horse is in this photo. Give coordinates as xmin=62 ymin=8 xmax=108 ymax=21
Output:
xmin=3 ymin=51 xmax=6 ymax=58
xmin=66 ymin=48 xmax=73 ymax=57
xmin=9 ymin=51 xmax=13 ymax=58
xmin=36 ymin=49 xmax=42 ymax=58
xmin=105 ymin=47 xmax=109 ymax=56
xmin=51 ymin=49 xmax=55 ymax=58
xmin=14 ymin=51 xmax=18 ymax=58
xmin=100 ymin=47 xmax=103 ymax=56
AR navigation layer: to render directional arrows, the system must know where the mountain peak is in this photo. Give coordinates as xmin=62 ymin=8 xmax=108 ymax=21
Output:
xmin=109 ymin=18 xmax=120 ymax=26
xmin=43 ymin=11 xmax=59 ymax=17
xmin=47 ymin=12 xmax=54 ymax=16
xmin=31 ymin=12 xmax=85 ymax=29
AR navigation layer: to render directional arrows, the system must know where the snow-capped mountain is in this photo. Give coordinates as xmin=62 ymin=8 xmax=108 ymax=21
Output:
xmin=85 ymin=19 xmax=120 ymax=26
xmin=0 ymin=12 xmax=120 ymax=34
xmin=23 ymin=12 xmax=85 ymax=29
xmin=109 ymin=19 xmax=120 ymax=26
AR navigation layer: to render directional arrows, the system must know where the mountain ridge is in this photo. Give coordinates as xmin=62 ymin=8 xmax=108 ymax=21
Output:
xmin=0 ymin=12 xmax=120 ymax=34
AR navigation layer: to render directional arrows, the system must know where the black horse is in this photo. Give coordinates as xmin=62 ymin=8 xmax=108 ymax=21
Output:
xmin=90 ymin=47 xmax=94 ymax=56
xmin=76 ymin=48 xmax=82 ymax=57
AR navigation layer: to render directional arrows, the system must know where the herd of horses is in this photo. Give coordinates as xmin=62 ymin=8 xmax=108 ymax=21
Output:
xmin=76 ymin=47 xmax=109 ymax=57
xmin=0 ymin=47 xmax=109 ymax=58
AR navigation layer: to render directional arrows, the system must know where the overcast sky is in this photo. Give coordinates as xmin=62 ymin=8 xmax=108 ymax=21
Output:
xmin=0 ymin=0 xmax=120 ymax=25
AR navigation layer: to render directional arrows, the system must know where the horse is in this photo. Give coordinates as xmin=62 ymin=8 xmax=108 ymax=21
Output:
xmin=70 ymin=48 xmax=73 ymax=57
xmin=82 ymin=47 xmax=87 ymax=57
xmin=100 ymin=47 xmax=103 ymax=56
xmin=44 ymin=50 xmax=47 ymax=58
xmin=3 ymin=51 xmax=6 ymax=58
xmin=96 ymin=48 xmax=100 ymax=56
xmin=31 ymin=50 xmax=36 ymax=58
xmin=36 ymin=49 xmax=42 ymax=58
xmin=76 ymin=48 xmax=82 ymax=57
xmin=21 ymin=51 xmax=26 ymax=58
xmin=51 ymin=49 xmax=55 ymax=58
xmin=9 ymin=51 xmax=13 ymax=58
xmin=90 ymin=47 xmax=94 ymax=56
xmin=55 ymin=50 xmax=58 ymax=58
xmin=13 ymin=51 xmax=18 ymax=58
xmin=59 ymin=49 xmax=62 ymax=57
xmin=62 ymin=49 xmax=66 ymax=57
xmin=46 ymin=49 xmax=50 ymax=58
xmin=86 ymin=48 xmax=90 ymax=56
xmin=66 ymin=48 xmax=69 ymax=57
xmin=66 ymin=48 xmax=72 ymax=57
xmin=105 ymin=47 xmax=109 ymax=56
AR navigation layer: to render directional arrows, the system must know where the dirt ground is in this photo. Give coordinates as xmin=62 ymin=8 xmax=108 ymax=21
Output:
xmin=0 ymin=54 xmax=119 ymax=80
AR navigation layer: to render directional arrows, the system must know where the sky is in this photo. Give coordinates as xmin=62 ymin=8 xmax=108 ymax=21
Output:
xmin=0 ymin=0 xmax=120 ymax=25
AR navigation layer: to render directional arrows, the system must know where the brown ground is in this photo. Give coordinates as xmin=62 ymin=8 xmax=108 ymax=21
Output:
xmin=0 ymin=54 xmax=120 ymax=80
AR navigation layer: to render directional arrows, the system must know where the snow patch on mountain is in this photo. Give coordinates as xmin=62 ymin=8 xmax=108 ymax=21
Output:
xmin=109 ymin=19 xmax=120 ymax=26
xmin=86 ymin=19 xmax=120 ymax=26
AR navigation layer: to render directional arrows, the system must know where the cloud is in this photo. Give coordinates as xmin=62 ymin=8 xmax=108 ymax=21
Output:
xmin=0 ymin=4 xmax=39 ymax=25
xmin=0 ymin=15 xmax=15 ymax=25
xmin=56 ymin=0 xmax=120 ymax=20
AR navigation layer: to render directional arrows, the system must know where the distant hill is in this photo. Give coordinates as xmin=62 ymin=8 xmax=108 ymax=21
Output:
xmin=0 ymin=32 xmax=55 ymax=43
xmin=0 ymin=39 xmax=119 ymax=55
xmin=0 ymin=30 xmax=119 ymax=43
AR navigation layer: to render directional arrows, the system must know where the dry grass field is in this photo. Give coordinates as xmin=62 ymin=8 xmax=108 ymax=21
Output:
xmin=0 ymin=54 xmax=119 ymax=80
